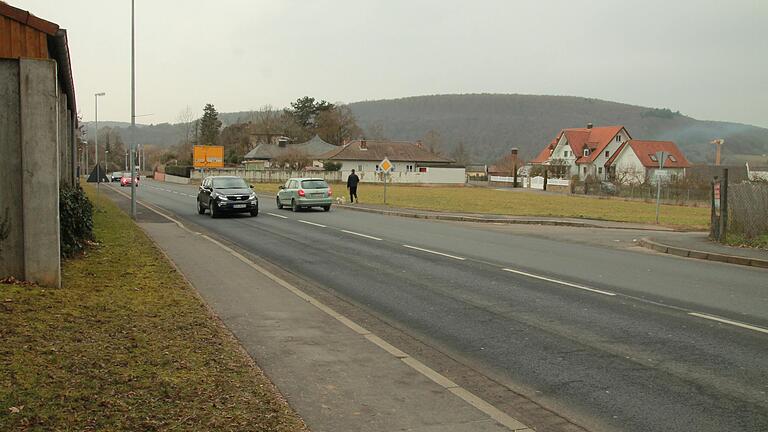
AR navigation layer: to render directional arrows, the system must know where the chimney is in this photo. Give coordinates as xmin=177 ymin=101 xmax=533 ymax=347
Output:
xmin=360 ymin=139 xmax=367 ymax=150
xmin=586 ymin=122 xmax=593 ymax=129
xmin=510 ymin=148 xmax=519 ymax=165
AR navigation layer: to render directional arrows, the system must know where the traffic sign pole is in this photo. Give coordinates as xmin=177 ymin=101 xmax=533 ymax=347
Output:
xmin=655 ymin=151 xmax=668 ymax=224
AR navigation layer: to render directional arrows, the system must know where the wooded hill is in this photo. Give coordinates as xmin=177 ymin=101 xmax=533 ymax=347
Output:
xmin=85 ymin=94 xmax=768 ymax=164
xmin=348 ymin=94 xmax=768 ymax=163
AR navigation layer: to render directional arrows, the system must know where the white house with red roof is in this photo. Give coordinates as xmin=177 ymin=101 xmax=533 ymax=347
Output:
xmin=531 ymin=124 xmax=631 ymax=180
xmin=605 ymin=140 xmax=691 ymax=183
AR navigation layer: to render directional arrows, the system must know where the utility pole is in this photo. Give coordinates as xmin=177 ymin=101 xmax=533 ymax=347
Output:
xmin=655 ymin=151 xmax=668 ymax=224
xmin=94 ymin=92 xmax=106 ymax=196
xmin=130 ymin=0 xmax=137 ymax=219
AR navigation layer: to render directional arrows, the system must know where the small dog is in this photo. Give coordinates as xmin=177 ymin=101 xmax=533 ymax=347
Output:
xmin=335 ymin=196 xmax=346 ymax=205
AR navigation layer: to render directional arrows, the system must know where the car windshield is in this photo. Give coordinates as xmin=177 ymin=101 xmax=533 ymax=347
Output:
xmin=212 ymin=178 xmax=248 ymax=189
xmin=301 ymin=180 xmax=328 ymax=189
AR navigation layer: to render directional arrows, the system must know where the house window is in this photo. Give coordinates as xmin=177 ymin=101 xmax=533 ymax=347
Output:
xmin=598 ymin=167 xmax=603 ymax=174
xmin=669 ymin=155 xmax=677 ymax=162
xmin=406 ymin=164 xmax=414 ymax=172
xmin=358 ymin=164 xmax=363 ymax=171
xmin=605 ymin=151 xmax=609 ymax=157
xmin=564 ymin=150 xmax=569 ymax=157
xmin=375 ymin=164 xmax=379 ymax=171
xmin=583 ymin=167 xmax=587 ymax=174
xmin=419 ymin=167 xmax=428 ymax=173
xmin=615 ymin=135 xmax=621 ymax=142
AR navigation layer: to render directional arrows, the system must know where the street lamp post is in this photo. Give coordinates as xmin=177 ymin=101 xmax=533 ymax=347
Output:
xmin=130 ymin=0 xmax=137 ymax=219
xmin=94 ymin=92 xmax=106 ymax=196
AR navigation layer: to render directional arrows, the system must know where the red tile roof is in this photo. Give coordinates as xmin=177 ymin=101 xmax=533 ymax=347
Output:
xmin=319 ymin=140 xmax=452 ymax=163
xmin=534 ymin=125 xmax=627 ymax=165
xmin=621 ymin=140 xmax=691 ymax=168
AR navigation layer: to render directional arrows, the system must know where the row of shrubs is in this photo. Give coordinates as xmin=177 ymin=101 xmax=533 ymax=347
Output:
xmin=164 ymin=165 xmax=193 ymax=178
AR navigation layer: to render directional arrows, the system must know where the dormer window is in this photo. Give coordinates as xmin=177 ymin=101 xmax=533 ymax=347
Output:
xmin=360 ymin=140 xmax=368 ymax=150
xmin=583 ymin=148 xmax=590 ymax=157
xmin=649 ymin=154 xmax=658 ymax=162
xmin=669 ymin=155 xmax=677 ymax=162
xmin=605 ymin=150 xmax=610 ymax=157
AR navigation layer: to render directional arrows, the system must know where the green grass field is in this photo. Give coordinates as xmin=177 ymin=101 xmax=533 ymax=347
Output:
xmin=0 ymin=185 xmax=305 ymax=431
xmin=253 ymin=183 xmax=709 ymax=229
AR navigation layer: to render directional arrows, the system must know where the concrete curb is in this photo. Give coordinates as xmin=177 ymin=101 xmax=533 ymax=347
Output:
xmin=638 ymin=238 xmax=768 ymax=269
xmin=335 ymin=203 xmax=674 ymax=231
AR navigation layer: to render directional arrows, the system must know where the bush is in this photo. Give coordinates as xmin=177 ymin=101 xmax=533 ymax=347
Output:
xmin=323 ymin=160 xmax=342 ymax=171
xmin=59 ymin=184 xmax=94 ymax=257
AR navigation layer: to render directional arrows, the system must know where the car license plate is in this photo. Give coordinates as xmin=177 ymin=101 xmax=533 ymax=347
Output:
xmin=312 ymin=193 xmax=324 ymax=198
xmin=233 ymin=204 xmax=246 ymax=209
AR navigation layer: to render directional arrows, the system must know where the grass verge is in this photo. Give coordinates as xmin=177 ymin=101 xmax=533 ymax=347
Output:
xmin=252 ymin=182 xmax=709 ymax=229
xmin=723 ymin=233 xmax=768 ymax=250
xmin=0 ymin=184 xmax=307 ymax=431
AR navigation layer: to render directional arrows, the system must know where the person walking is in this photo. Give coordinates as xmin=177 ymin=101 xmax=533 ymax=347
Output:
xmin=347 ymin=169 xmax=360 ymax=203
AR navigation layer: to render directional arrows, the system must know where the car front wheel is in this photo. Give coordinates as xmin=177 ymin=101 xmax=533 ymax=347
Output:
xmin=322 ymin=205 xmax=331 ymax=212
xmin=209 ymin=200 xmax=218 ymax=218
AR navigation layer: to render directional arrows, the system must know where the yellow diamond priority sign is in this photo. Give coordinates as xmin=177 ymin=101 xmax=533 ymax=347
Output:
xmin=380 ymin=157 xmax=393 ymax=173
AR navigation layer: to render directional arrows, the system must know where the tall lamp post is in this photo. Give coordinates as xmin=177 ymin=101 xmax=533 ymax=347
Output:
xmin=130 ymin=0 xmax=137 ymax=219
xmin=94 ymin=92 xmax=106 ymax=196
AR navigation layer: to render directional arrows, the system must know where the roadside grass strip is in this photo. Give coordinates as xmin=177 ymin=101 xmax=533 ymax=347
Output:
xmin=250 ymin=182 xmax=709 ymax=229
xmin=0 ymin=184 xmax=306 ymax=432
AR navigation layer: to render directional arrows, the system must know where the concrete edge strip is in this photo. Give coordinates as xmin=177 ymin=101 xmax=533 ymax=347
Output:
xmin=335 ymin=204 xmax=676 ymax=232
xmin=638 ymin=238 xmax=768 ymax=269
xmin=109 ymin=186 xmax=532 ymax=432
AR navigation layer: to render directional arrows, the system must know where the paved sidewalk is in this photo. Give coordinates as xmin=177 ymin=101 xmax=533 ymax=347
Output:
xmin=640 ymin=232 xmax=768 ymax=268
xmin=132 ymin=211 xmax=530 ymax=431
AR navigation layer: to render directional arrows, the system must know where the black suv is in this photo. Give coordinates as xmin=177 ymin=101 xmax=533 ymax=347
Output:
xmin=197 ymin=176 xmax=258 ymax=217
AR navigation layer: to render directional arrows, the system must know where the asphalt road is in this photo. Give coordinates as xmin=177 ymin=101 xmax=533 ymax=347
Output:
xmin=107 ymin=180 xmax=768 ymax=432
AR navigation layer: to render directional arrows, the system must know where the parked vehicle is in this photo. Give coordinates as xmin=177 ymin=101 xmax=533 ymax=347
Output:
xmin=197 ymin=176 xmax=258 ymax=217
xmin=111 ymin=171 xmax=122 ymax=182
xmin=277 ymin=178 xmax=332 ymax=212
xmin=120 ymin=172 xmax=139 ymax=187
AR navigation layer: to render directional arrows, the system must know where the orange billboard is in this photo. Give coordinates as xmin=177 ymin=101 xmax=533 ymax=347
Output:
xmin=193 ymin=145 xmax=224 ymax=168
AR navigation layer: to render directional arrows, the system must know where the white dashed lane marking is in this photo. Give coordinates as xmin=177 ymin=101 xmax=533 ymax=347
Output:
xmin=402 ymin=244 xmax=465 ymax=261
xmin=267 ymin=212 xmax=288 ymax=219
xmin=502 ymin=268 xmax=615 ymax=296
xmin=340 ymin=230 xmax=382 ymax=241
xmin=298 ymin=220 xmax=327 ymax=228
xmin=688 ymin=312 xmax=768 ymax=335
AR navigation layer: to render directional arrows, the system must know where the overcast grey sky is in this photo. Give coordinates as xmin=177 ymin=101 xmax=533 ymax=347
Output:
xmin=17 ymin=0 xmax=768 ymax=127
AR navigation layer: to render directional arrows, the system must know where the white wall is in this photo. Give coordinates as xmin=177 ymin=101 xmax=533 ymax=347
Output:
xmin=613 ymin=149 xmax=647 ymax=184
xmin=341 ymin=167 xmax=466 ymax=184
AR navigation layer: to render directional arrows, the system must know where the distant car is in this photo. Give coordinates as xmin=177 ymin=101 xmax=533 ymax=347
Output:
xmin=197 ymin=176 xmax=258 ymax=217
xmin=111 ymin=171 xmax=122 ymax=182
xmin=277 ymin=178 xmax=332 ymax=212
xmin=600 ymin=181 xmax=618 ymax=195
xmin=120 ymin=172 xmax=139 ymax=187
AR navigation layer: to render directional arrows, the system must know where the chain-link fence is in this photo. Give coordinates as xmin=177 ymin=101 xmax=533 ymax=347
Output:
xmin=728 ymin=182 xmax=768 ymax=239
xmin=576 ymin=181 xmax=710 ymax=206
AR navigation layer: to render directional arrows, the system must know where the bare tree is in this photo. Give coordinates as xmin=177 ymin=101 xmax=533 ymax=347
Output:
xmin=422 ymin=130 xmax=442 ymax=156
xmin=315 ymin=105 xmax=362 ymax=145
xmin=273 ymin=148 xmax=312 ymax=170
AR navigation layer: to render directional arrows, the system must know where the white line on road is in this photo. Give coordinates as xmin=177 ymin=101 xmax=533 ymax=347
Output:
xmin=267 ymin=212 xmax=288 ymax=219
xmin=688 ymin=312 xmax=768 ymax=335
xmin=402 ymin=244 xmax=466 ymax=260
xmin=340 ymin=229 xmax=382 ymax=241
xmin=502 ymin=268 xmax=616 ymax=296
xmin=298 ymin=220 xmax=327 ymax=228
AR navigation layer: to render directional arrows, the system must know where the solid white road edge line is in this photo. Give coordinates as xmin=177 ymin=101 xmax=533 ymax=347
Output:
xmin=267 ymin=212 xmax=288 ymax=219
xmin=340 ymin=229 xmax=382 ymax=241
xmin=688 ymin=312 xmax=768 ymax=335
xmin=107 ymin=185 xmax=530 ymax=431
xmin=502 ymin=268 xmax=616 ymax=296
xmin=298 ymin=220 xmax=327 ymax=228
xmin=402 ymin=244 xmax=466 ymax=260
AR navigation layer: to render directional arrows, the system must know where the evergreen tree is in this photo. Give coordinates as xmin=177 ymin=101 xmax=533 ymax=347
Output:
xmin=199 ymin=103 xmax=222 ymax=145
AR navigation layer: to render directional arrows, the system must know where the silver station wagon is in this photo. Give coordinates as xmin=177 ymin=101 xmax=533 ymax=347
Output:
xmin=276 ymin=178 xmax=333 ymax=212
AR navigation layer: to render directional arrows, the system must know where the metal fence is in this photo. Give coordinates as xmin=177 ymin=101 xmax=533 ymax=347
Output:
xmin=578 ymin=182 xmax=711 ymax=205
xmin=728 ymin=182 xmax=768 ymax=239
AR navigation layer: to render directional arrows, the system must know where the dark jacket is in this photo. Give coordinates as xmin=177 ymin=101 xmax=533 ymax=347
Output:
xmin=347 ymin=173 xmax=360 ymax=188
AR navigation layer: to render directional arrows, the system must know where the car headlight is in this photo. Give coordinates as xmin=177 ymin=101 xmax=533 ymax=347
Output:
xmin=216 ymin=194 xmax=228 ymax=201
xmin=249 ymin=193 xmax=257 ymax=200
